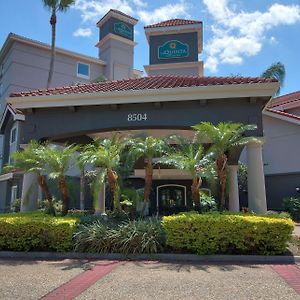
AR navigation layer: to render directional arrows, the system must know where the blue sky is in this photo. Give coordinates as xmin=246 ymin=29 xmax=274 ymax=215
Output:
xmin=0 ymin=0 xmax=299 ymax=95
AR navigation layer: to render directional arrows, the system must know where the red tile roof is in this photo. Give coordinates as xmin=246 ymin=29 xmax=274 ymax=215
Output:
xmin=97 ymin=9 xmax=138 ymax=25
xmin=144 ymin=19 xmax=202 ymax=29
xmin=7 ymin=102 xmax=23 ymax=114
xmin=269 ymin=90 xmax=300 ymax=110
xmin=266 ymin=108 xmax=300 ymax=122
xmin=9 ymin=75 xmax=277 ymax=98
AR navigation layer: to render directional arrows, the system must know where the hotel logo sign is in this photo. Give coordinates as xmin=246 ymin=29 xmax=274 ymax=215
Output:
xmin=158 ymin=40 xmax=189 ymax=59
xmin=114 ymin=22 xmax=133 ymax=39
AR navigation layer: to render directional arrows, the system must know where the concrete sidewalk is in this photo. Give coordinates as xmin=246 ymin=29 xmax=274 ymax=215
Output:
xmin=0 ymin=259 xmax=299 ymax=300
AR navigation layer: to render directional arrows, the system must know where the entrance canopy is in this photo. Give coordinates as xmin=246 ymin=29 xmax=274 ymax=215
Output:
xmin=1 ymin=75 xmax=278 ymax=167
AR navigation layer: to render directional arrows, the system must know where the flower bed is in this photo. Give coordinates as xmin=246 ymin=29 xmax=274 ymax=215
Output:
xmin=162 ymin=212 xmax=294 ymax=255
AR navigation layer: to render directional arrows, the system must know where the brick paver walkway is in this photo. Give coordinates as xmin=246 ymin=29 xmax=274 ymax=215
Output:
xmin=41 ymin=261 xmax=120 ymax=300
xmin=272 ymin=264 xmax=300 ymax=295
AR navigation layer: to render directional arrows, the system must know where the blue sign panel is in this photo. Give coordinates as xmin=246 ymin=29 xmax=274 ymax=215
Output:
xmin=114 ymin=22 xmax=133 ymax=39
xmin=158 ymin=40 xmax=189 ymax=59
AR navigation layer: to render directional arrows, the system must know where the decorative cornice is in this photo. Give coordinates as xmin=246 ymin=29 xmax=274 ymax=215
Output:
xmin=95 ymin=33 xmax=137 ymax=48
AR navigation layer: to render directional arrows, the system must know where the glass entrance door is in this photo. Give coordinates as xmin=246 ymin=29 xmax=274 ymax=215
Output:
xmin=157 ymin=185 xmax=186 ymax=215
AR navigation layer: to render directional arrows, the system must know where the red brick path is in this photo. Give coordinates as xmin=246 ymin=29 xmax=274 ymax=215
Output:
xmin=272 ymin=264 xmax=300 ymax=295
xmin=41 ymin=260 xmax=120 ymax=300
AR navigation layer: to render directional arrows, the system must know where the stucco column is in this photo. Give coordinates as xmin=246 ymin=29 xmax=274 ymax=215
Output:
xmin=228 ymin=165 xmax=240 ymax=212
xmin=21 ymin=172 xmax=38 ymax=212
xmin=247 ymin=141 xmax=267 ymax=213
xmin=95 ymin=184 xmax=106 ymax=216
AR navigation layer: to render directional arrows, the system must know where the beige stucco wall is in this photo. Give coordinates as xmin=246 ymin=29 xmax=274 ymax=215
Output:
xmin=262 ymin=115 xmax=300 ymax=175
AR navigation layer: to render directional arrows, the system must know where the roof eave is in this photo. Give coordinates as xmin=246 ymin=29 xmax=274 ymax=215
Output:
xmin=9 ymin=81 xmax=279 ymax=110
xmin=0 ymin=33 xmax=106 ymax=66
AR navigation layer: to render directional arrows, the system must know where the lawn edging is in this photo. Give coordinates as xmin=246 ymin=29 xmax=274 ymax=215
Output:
xmin=0 ymin=251 xmax=299 ymax=264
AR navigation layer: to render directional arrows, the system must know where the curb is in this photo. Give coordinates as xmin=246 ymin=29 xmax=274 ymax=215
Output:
xmin=0 ymin=251 xmax=299 ymax=264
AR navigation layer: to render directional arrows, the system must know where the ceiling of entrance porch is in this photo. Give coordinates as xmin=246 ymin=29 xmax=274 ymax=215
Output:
xmin=87 ymin=129 xmax=200 ymax=142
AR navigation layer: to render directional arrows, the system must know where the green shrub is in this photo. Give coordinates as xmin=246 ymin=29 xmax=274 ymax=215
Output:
xmin=0 ymin=212 xmax=78 ymax=252
xmin=282 ymin=197 xmax=300 ymax=221
xmin=200 ymin=192 xmax=217 ymax=212
xmin=74 ymin=218 xmax=164 ymax=254
xmin=162 ymin=212 xmax=294 ymax=255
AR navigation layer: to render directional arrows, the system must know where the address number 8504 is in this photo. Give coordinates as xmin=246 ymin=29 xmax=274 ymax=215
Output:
xmin=127 ymin=113 xmax=147 ymax=122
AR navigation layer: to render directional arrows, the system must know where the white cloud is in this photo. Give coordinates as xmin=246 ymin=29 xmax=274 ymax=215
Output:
xmin=203 ymin=0 xmax=300 ymax=73
xmin=132 ymin=0 xmax=147 ymax=8
xmin=73 ymin=27 xmax=93 ymax=37
xmin=73 ymin=0 xmax=134 ymax=23
xmin=73 ymin=0 xmax=190 ymax=26
xmin=269 ymin=36 xmax=277 ymax=45
xmin=137 ymin=1 xmax=190 ymax=24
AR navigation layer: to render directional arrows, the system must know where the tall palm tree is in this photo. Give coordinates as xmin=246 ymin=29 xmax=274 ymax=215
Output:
xmin=261 ymin=62 xmax=285 ymax=95
xmin=42 ymin=0 xmax=75 ymax=89
xmin=159 ymin=135 xmax=213 ymax=211
xmin=128 ymin=137 xmax=167 ymax=216
xmin=5 ymin=140 xmax=55 ymax=215
xmin=43 ymin=144 xmax=77 ymax=215
xmin=81 ymin=136 xmax=126 ymax=213
xmin=192 ymin=122 xmax=257 ymax=210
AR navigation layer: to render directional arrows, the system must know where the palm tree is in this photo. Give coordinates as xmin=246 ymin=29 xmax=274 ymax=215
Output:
xmin=43 ymin=144 xmax=77 ymax=215
xmin=42 ymin=0 xmax=75 ymax=89
xmin=159 ymin=135 xmax=213 ymax=211
xmin=81 ymin=136 xmax=126 ymax=213
xmin=128 ymin=137 xmax=167 ymax=216
xmin=5 ymin=140 xmax=55 ymax=215
xmin=261 ymin=62 xmax=285 ymax=95
xmin=192 ymin=122 xmax=257 ymax=210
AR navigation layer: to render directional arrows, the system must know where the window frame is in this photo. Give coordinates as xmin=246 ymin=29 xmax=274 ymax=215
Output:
xmin=77 ymin=62 xmax=90 ymax=79
xmin=10 ymin=125 xmax=17 ymax=145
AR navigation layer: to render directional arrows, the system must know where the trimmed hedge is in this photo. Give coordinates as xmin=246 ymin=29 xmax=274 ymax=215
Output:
xmin=162 ymin=212 xmax=294 ymax=255
xmin=0 ymin=213 xmax=78 ymax=252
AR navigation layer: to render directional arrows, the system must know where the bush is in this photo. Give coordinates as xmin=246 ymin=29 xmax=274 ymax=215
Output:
xmin=200 ymin=192 xmax=217 ymax=212
xmin=282 ymin=197 xmax=300 ymax=221
xmin=73 ymin=218 xmax=164 ymax=254
xmin=0 ymin=212 xmax=78 ymax=252
xmin=162 ymin=212 xmax=294 ymax=255
xmin=39 ymin=197 xmax=62 ymax=215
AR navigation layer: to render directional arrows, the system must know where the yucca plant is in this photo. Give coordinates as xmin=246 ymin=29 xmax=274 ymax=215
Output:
xmin=192 ymin=122 xmax=258 ymax=210
xmin=43 ymin=144 xmax=78 ymax=215
xmin=80 ymin=136 xmax=127 ymax=212
xmin=4 ymin=140 xmax=55 ymax=215
xmin=159 ymin=135 xmax=214 ymax=211
xmin=127 ymin=137 xmax=168 ymax=216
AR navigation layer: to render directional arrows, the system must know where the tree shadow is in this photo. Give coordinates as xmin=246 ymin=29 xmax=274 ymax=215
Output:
xmin=131 ymin=260 xmax=262 ymax=273
xmin=0 ymin=258 xmax=39 ymax=266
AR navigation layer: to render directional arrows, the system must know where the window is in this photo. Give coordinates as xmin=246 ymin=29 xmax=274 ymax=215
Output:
xmin=77 ymin=62 xmax=90 ymax=78
xmin=10 ymin=126 xmax=17 ymax=144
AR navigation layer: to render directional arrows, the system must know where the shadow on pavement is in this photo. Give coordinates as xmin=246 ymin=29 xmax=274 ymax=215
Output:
xmin=131 ymin=261 xmax=262 ymax=273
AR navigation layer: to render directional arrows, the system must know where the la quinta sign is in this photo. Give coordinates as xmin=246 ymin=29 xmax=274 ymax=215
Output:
xmin=158 ymin=40 xmax=189 ymax=59
xmin=114 ymin=22 xmax=133 ymax=39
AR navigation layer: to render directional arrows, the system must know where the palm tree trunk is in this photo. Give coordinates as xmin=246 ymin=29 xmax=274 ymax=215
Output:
xmin=59 ymin=176 xmax=69 ymax=216
xmin=47 ymin=7 xmax=56 ymax=89
xmin=37 ymin=174 xmax=55 ymax=216
xmin=107 ymin=169 xmax=121 ymax=212
xmin=216 ymin=154 xmax=228 ymax=210
xmin=191 ymin=177 xmax=202 ymax=211
xmin=79 ymin=169 xmax=85 ymax=211
xmin=142 ymin=159 xmax=153 ymax=216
